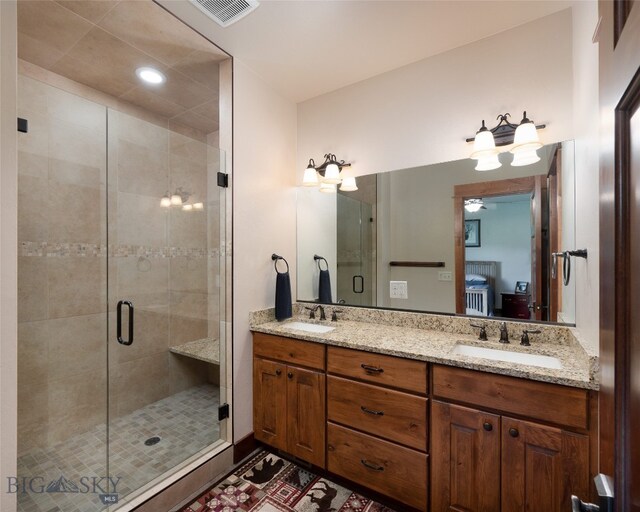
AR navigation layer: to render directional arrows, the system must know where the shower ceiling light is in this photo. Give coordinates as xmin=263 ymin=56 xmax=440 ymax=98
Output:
xmin=303 ymin=153 xmax=357 ymax=192
xmin=466 ymin=112 xmax=545 ymax=170
xmin=136 ymin=67 xmax=166 ymax=85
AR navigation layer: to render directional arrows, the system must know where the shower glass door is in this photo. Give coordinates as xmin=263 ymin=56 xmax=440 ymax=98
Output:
xmin=106 ymin=109 xmax=227 ymax=501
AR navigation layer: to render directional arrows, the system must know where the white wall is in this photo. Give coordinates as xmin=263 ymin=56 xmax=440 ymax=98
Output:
xmin=466 ymin=201 xmax=532 ymax=309
xmin=0 ymin=2 xmax=18 ymax=511
xmin=232 ymin=61 xmax=297 ymax=440
xmin=571 ymin=1 xmax=599 ymax=349
xmin=297 ymin=9 xmax=574 ymax=182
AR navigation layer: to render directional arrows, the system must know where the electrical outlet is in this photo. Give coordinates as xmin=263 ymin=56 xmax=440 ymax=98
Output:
xmin=438 ymin=271 xmax=453 ymax=282
xmin=390 ymin=281 xmax=408 ymax=299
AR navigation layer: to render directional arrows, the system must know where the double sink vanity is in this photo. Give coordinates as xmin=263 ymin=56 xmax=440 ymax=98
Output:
xmin=250 ymin=304 xmax=598 ymax=511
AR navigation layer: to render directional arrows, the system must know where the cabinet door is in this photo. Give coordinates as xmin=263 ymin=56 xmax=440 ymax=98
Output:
xmin=501 ymin=417 xmax=589 ymax=512
xmin=253 ymin=358 xmax=287 ymax=450
xmin=431 ymin=401 xmax=501 ymax=512
xmin=287 ymin=366 xmax=326 ymax=467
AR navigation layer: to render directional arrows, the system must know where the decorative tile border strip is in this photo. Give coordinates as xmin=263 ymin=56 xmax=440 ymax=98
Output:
xmin=20 ymin=241 xmax=227 ymax=258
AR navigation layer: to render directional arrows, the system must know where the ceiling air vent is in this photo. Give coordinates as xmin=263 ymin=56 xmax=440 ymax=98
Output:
xmin=189 ymin=0 xmax=259 ymax=27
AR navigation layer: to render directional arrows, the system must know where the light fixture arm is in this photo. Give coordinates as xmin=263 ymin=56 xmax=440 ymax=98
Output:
xmin=466 ymin=112 xmax=546 ymax=147
xmin=309 ymin=153 xmax=352 ymax=176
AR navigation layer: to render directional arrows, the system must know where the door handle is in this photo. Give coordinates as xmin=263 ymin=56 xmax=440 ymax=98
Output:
xmin=117 ymin=300 xmax=134 ymax=346
xmin=353 ymin=275 xmax=364 ymax=294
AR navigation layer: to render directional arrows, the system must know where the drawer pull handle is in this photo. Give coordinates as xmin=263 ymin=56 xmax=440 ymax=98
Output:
xmin=360 ymin=364 xmax=384 ymax=374
xmin=360 ymin=459 xmax=384 ymax=472
xmin=483 ymin=422 xmax=493 ymax=432
xmin=361 ymin=406 xmax=384 ymax=416
xmin=509 ymin=427 xmax=519 ymax=438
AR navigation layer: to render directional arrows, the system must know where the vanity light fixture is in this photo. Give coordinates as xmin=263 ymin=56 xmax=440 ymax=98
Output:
xmin=161 ymin=187 xmax=192 ymax=208
xmin=303 ymin=153 xmax=357 ymax=191
xmin=467 ymin=112 xmax=545 ymax=170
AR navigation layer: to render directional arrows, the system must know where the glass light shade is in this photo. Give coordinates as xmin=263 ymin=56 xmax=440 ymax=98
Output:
xmin=193 ymin=202 xmax=204 ymax=210
xmin=511 ymin=121 xmax=542 ymax=153
xmin=470 ymin=129 xmax=498 ymax=159
xmin=323 ymin=162 xmax=341 ymax=184
xmin=319 ymin=183 xmax=337 ymax=193
xmin=511 ymin=148 xmax=541 ymax=167
xmin=339 ymin=176 xmax=358 ymax=192
xmin=182 ymin=204 xmax=193 ymax=211
xmin=170 ymin=194 xmax=183 ymax=205
xmin=475 ymin=154 xmax=502 ymax=171
xmin=464 ymin=200 xmax=483 ymax=213
xmin=302 ymin=167 xmax=319 ymax=186
xmin=160 ymin=196 xmax=172 ymax=208
xmin=135 ymin=67 xmax=166 ymax=85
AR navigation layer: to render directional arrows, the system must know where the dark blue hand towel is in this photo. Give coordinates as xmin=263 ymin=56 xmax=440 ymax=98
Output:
xmin=318 ymin=269 xmax=332 ymax=304
xmin=275 ymin=271 xmax=293 ymax=321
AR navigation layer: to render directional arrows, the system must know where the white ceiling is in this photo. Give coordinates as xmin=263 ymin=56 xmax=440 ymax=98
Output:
xmin=161 ymin=0 xmax=573 ymax=103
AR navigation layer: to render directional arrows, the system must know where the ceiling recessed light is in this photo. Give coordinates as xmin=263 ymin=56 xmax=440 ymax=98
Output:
xmin=135 ymin=67 xmax=166 ymax=85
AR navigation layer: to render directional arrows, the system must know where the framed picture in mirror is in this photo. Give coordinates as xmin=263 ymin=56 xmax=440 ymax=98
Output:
xmin=464 ymin=219 xmax=481 ymax=247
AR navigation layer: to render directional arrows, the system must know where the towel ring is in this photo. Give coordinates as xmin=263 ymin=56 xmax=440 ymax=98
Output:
xmin=314 ymin=254 xmax=329 ymax=271
xmin=271 ymin=253 xmax=290 ymax=274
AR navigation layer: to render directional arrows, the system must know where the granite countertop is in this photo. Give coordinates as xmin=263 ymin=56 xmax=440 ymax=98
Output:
xmin=169 ymin=338 xmax=220 ymax=365
xmin=250 ymin=306 xmax=598 ymax=390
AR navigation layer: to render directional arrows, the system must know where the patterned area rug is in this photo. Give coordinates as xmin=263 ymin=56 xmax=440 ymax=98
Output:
xmin=181 ymin=451 xmax=397 ymax=512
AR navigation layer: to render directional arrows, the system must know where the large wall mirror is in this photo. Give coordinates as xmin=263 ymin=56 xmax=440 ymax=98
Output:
xmin=297 ymin=140 xmax=576 ymax=325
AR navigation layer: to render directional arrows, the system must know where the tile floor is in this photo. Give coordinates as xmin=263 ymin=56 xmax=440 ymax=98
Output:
xmin=16 ymin=384 xmax=220 ymax=512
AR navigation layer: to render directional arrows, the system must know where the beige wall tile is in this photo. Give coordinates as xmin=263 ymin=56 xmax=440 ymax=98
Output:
xmin=48 ymin=181 xmax=104 ymax=243
xmin=47 ymin=314 xmax=106 ymax=380
xmin=17 ymin=112 xmax=48 ymax=157
xmin=112 ymin=309 xmax=169 ymax=364
xmin=117 ymin=138 xmax=168 ymax=197
xmin=169 ymin=209 xmax=206 ymax=249
xmin=18 ymin=256 xmax=48 ymax=322
xmin=117 ymin=255 xmax=168 ymax=298
xmin=49 ymin=158 xmax=104 ymax=189
xmin=17 ymin=321 xmax=50 ymax=385
xmin=49 ymin=117 xmax=105 ymax=173
xmin=55 ymin=0 xmax=119 ymax=24
xmin=170 ymin=291 xmax=208 ymax=321
xmin=117 ymin=192 xmax=168 ymax=247
xmin=48 ymin=257 xmax=106 ymax=318
xmin=17 ymin=151 xmax=48 ymax=179
xmin=170 ymin=155 xmax=207 ymax=202
xmin=48 ymin=368 xmax=106 ymax=444
xmin=18 ymin=174 xmax=49 ymax=242
xmin=17 ymin=31 xmax=65 ymax=70
xmin=170 ymin=256 xmax=207 ymax=294
xmin=168 ymin=355 xmax=208 ymax=395
xmin=169 ymin=314 xmax=207 ymax=347
xmin=18 ymin=74 xmax=48 ymax=113
xmin=17 ymin=383 xmax=48 ymax=455
xmin=111 ymin=353 xmax=170 ymax=417
xmin=111 ymin=110 xmax=168 ymax=153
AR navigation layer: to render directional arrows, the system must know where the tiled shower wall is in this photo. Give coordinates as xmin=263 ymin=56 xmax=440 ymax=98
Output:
xmin=17 ymin=74 xmax=222 ymax=455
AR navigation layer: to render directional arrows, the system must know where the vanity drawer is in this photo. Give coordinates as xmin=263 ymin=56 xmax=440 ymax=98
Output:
xmin=327 ymin=422 xmax=428 ymax=511
xmin=327 ymin=346 xmax=427 ymax=394
xmin=328 ymin=376 xmax=428 ymax=451
xmin=253 ymin=333 xmax=325 ymax=370
xmin=432 ymin=365 xmax=589 ymax=430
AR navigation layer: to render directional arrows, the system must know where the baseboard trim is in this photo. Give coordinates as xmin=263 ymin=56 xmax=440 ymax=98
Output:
xmin=233 ymin=432 xmax=257 ymax=463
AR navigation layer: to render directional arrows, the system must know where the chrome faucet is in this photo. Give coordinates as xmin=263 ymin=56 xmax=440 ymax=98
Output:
xmin=499 ymin=322 xmax=509 ymax=344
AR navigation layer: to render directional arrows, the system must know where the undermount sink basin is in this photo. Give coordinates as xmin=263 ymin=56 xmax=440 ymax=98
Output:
xmin=282 ymin=321 xmax=335 ymax=334
xmin=451 ymin=344 xmax=562 ymax=369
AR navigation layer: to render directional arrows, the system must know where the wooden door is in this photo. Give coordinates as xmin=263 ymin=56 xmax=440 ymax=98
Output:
xmin=286 ymin=366 xmax=326 ymax=467
xmin=431 ymin=401 xmax=500 ymax=512
xmin=253 ymin=358 xmax=287 ymax=450
xmin=501 ymin=417 xmax=589 ymax=512
xmin=599 ymin=1 xmax=640 ymax=509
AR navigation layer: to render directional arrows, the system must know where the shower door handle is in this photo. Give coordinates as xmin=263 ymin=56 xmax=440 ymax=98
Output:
xmin=353 ymin=275 xmax=364 ymax=294
xmin=117 ymin=300 xmax=134 ymax=346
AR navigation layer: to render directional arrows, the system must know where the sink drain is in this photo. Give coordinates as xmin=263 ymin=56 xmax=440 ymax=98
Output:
xmin=144 ymin=436 xmax=161 ymax=446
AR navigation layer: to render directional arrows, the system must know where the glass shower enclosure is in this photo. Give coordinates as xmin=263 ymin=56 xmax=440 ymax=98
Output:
xmin=16 ymin=48 xmax=229 ymax=512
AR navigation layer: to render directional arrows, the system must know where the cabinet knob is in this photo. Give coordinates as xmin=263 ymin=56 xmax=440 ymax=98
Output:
xmin=483 ymin=422 xmax=493 ymax=432
xmin=287 ymin=372 xmax=293 ymax=379
xmin=509 ymin=427 xmax=519 ymax=438
xmin=275 ymin=369 xmax=282 ymax=376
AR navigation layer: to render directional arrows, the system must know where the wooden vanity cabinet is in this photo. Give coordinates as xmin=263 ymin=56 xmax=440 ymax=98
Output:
xmin=253 ymin=333 xmax=326 ymax=467
xmin=326 ymin=346 xmax=429 ymax=511
xmin=431 ymin=365 xmax=591 ymax=512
